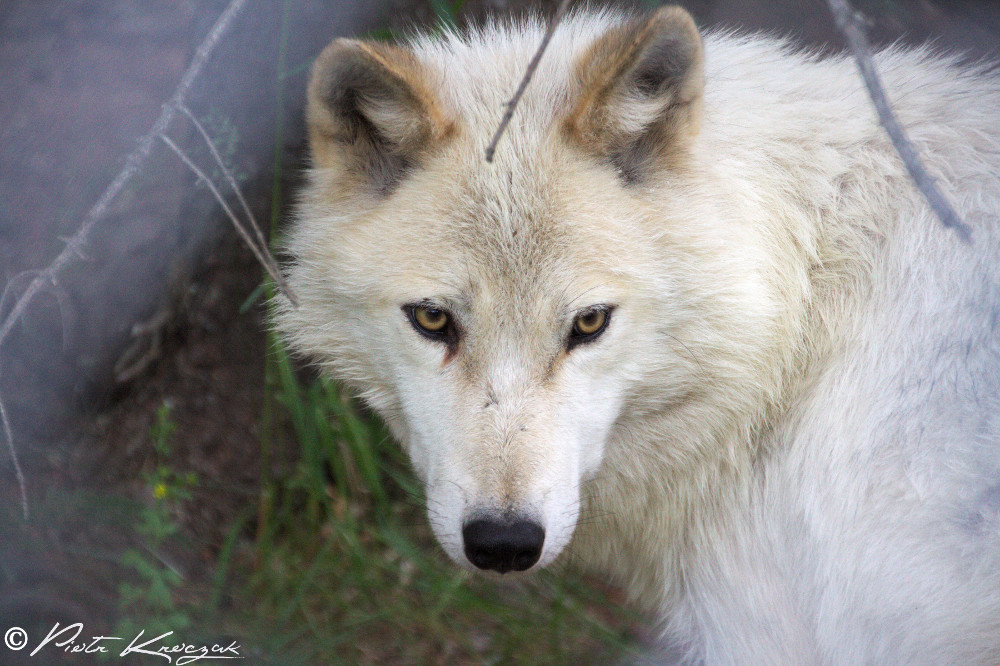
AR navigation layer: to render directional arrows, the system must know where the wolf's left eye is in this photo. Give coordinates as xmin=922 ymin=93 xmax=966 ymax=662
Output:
xmin=413 ymin=305 xmax=448 ymax=332
xmin=405 ymin=303 xmax=454 ymax=342
xmin=568 ymin=306 xmax=613 ymax=349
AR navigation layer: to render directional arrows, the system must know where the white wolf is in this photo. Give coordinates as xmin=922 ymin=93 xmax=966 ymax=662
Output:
xmin=274 ymin=6 xmax=1000 ymax=663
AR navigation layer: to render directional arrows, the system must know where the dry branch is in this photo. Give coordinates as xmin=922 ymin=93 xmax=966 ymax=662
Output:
xmin=827 ymin=0 xmax=972 ymax=243
xmin=160 ymin=133 xmax=299 ymax=307
xmin=0 ymin=389 xmax=26 ymax=522
xmin=177 ymin=105 xmax=299 ymax=307
xmin=0 ymin=0 xmax=249 ymax=521
xmin=484 ymin=0 xmax=572 ymax=163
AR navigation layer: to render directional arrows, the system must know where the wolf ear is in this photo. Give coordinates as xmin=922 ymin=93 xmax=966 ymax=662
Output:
xmin=307 ymin=39 xmax=452 ymax=195
xmin=563 ymin=7 xmax=704 ymax=182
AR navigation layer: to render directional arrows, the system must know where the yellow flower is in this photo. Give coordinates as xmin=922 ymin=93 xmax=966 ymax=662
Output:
xmin=153 ymin=482 xmax=168 ymax=500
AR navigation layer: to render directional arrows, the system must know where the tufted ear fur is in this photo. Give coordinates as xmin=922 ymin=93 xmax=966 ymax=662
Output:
xmin=306 ymin=39 xmax=453 ymax=195
xmin=562 ymin=6 xmax=705 ymax=182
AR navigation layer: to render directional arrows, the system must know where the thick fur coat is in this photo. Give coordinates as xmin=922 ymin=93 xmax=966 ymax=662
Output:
xmin=274 ymin=7 xmax=1000 ymax=663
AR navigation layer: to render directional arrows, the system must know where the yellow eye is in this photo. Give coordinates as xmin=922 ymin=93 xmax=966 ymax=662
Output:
xmin=572 ymin=308 xmax=609 ymax=337
xmin=412 ymin=305 xmax=449 ymax=333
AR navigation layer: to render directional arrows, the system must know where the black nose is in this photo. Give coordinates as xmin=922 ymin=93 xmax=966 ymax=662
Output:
xmin=462 ymin=518 xmax=545 ymax=573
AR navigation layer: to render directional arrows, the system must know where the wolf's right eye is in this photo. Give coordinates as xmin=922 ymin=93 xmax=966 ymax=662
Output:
xmin=406 ymin=304 xmax=453 ymax=341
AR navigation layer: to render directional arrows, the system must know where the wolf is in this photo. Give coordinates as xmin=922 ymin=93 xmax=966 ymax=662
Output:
xmin=273 ymin=6 xmax=1000 ymax=663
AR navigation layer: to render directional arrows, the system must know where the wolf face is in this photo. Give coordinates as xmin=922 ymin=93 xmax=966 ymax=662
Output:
xmin=322 ymin=161 xmax=650 ymax=573
xmin=275 ymin=8 xmax=728 ymax=574
xmin=274 ymin=3 xmax=1000 ymax=660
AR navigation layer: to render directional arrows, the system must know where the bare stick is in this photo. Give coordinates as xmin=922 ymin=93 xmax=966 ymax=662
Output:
xmin=827 ymin=0 xmax=972 ymax=243
xmin=177 ymin=105 xmax=299 ymax=307
xmin=484 ymin=0 xmax=572 ymax=163
xmin=0 ymin=388 xmax=27 ymax=520
xmin=0 ymin=270 xmax=40 ymax=318
xmin=160 ymin=134 xmax=299 ymax=307
xmin=0 ymin=0 xmax=248 ymax=520
xmin=180 ymin=106 xmax=269 ymax=260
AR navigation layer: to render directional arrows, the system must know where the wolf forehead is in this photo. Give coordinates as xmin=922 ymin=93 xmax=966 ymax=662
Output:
xmin=298 ymin=8 xmax=703 ymax=298
xmin=310 ymin=14 xmax=596 ymax=158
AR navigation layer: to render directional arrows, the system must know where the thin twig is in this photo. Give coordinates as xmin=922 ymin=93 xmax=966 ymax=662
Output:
xmin=0 ymin=0 xmax=249 ymax=521
xmin=160 ymin=134 xmax=299 ymax=307
xmin=827 ymin=0 xmax=972 ymax=243
xmin=0 ymin=390 xmax=27 ymax=521
xmin=177 ymin=105 xmax=298 ymax=307
xmin=0 ymin=270 xmax=40 ymax=318
xmin=484 ymin=0 xmax=573 ymax=163
xmin=179 ymin=106 xmax=269 ymax=261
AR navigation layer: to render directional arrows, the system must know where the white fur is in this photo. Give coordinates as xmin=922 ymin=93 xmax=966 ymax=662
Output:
xmin=275 ymin=10 xmax=1000 ymax=663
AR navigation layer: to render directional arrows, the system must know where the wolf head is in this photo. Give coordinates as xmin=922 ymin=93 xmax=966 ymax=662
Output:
xmin=275 ymin=8 xmax=776 ymax=575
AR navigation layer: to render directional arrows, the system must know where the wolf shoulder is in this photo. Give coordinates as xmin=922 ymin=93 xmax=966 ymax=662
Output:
xmin=695 ymin=28 xmax=1000 ymax=656
xmin=697 ymin=32 xmax=1000 ymax=446
xmin=758 ymin=47 xmax=1000 ymax=663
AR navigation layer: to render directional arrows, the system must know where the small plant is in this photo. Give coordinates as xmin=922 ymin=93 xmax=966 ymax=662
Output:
xmin=114 ymin=401 xmax=198 ymax=642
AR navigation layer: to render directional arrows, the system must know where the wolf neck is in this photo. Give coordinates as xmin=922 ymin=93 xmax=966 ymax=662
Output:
xmin=568 ymin=111 xmax=898 ymax=613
